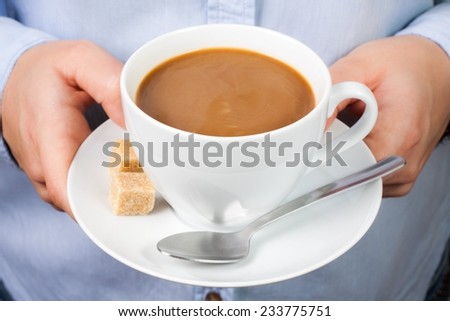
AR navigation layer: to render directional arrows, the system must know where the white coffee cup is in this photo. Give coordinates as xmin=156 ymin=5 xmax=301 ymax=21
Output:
xmin=121 ymin=24 xmax=377 ymax=231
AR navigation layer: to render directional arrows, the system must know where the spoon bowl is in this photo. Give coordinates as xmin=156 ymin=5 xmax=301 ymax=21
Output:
xmin=158 ymin=231 xmax=250 ymax=263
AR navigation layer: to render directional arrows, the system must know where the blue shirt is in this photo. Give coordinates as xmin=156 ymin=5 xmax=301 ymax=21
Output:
xmin=0 ymin=0 xmax=450 ymax=300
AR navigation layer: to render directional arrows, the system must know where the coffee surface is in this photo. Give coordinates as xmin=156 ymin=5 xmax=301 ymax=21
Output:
xmin=136 ymin=48 xmax=315 ymax=137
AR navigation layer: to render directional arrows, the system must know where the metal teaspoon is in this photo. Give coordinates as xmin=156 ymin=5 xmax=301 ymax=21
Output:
xmin=157 ymin=156 xmax=405 ymax=263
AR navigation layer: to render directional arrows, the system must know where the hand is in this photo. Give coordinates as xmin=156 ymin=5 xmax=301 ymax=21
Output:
xmin=1 ymin=40 xmax=124 ymax=218
xmin=330 ymin=35 xmax=450 ymax=197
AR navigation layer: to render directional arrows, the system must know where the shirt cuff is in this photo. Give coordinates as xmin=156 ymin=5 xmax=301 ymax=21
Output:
xmin=396 ymin=3 xmax=450 ymax=57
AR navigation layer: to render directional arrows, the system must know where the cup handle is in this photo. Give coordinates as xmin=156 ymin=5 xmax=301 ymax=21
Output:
xmin=314 ymin=81 xmax=378 ymax=163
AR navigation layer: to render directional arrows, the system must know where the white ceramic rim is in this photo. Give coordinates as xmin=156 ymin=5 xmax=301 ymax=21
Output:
xmin=120 ymin=24 xmax=332 ymax=143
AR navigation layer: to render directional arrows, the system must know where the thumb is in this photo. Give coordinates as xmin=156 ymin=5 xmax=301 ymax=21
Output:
xmin=61 ymin=41 xmax=125 ymax=128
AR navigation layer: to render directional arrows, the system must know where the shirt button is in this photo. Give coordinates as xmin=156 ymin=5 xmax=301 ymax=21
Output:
xmin=205 ymin=291 xmax=223 ymax=301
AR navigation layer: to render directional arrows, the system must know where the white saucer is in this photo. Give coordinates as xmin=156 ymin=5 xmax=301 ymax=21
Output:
xmin=68 ymin=119 xmax=381 ymax=287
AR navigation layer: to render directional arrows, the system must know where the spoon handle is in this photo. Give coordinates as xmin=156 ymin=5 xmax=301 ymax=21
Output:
xmin=243 ymin=156 xmax=405 ymax=235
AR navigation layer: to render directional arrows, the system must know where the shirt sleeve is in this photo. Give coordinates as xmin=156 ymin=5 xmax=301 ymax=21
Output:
xmin=396 ymin=1 xmax=450 ymax=57
xmin=0 ymin=6 xmax=56 ymax=165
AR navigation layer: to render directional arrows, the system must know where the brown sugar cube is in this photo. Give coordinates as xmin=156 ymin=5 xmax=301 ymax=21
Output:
xmin=109 ymin=139 xmax=143 ymax=173
xmin=110 ymin=172 xmax=155 ymax=215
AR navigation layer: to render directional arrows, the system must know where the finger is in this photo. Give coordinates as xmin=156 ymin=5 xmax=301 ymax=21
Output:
xmin=31 ymin=179 xmax=75 ymax=219
xmin=382 ymin=182 xmax=414 ymax=198
xmin=37 ymin=109 xmax=92 ymax=215
xmin=30 ymin=180 xmax=49 ymax=203
xmin=62 ymin=41 xmax=125 ymax=128
xmin=327 ymin=99 xmax=367 ymax=130
xmin=382 ymin=137 xmax=436 ymax=187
